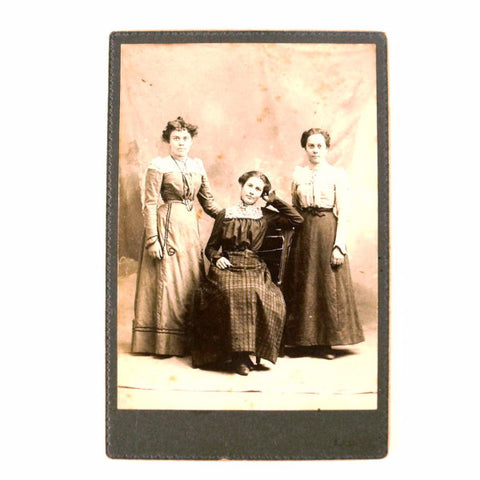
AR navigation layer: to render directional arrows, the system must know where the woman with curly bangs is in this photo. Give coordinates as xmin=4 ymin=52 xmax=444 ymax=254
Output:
xmin=131 ymin=116 xmax=221 ymax=357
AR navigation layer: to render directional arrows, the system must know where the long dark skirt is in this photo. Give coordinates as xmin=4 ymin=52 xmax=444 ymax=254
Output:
xmin=284 ymin=211 xmax=364 ymax=347
xmin=191 ymin=250 xmax=286 ymax=368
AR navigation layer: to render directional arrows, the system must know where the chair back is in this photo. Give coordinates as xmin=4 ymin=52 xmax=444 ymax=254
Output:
xmin=258 ymin=224 xmax=295 ymax=287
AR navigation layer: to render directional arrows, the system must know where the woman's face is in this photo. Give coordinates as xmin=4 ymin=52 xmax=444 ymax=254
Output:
xmin=305 ymin=133 xmax=328 ymax=165
xmin=169 ymin=129 xmax=192 ymax=159
xmin=240 ymin=176 xmax=265 ymax=205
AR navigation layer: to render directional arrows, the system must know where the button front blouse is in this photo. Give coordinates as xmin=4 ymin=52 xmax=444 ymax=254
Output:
xmin=291 ymin=163 xmax=350 ymax=254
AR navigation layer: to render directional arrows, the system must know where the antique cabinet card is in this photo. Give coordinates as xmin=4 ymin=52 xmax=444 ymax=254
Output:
xmin=106 ymin=30 xmax=388 ymax=459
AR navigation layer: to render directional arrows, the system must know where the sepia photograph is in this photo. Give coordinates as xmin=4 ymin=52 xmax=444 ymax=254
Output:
xmin=107 ymin=30 xmax=388 ymax=458
xmin=4 ymin=0 xmax=480 ymax=473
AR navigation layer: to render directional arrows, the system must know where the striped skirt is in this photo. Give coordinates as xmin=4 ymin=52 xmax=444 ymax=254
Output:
xmin=191 ymin=250 xmax=286 ymax=368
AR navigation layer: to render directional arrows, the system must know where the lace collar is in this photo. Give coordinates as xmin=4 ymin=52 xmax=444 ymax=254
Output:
xmin=225 ymin=202 xmax=263 ymax=220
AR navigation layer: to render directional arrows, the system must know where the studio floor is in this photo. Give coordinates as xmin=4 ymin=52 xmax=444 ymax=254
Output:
xmin=116 ymin=271 xmax=379 ymax=411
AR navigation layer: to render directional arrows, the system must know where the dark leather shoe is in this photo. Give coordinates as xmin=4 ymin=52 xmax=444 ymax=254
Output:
xmin=235 ymin=362 xmax=250 ymax=376
xmin=246 ymin=356 xmax=256 ymax=369
xmin=318 ymin=347 xmax=336 ymax=360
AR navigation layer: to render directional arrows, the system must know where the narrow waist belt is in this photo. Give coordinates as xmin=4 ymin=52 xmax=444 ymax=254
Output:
xmin=225 ymin=249 xmax=258 ymax=257
xmin=164 ymin=199 xmax=194 ymax=204
xmin=164 ymin=199 xmax=194 ymax=210
xmin=223 ymin=250 xmax=263 ymax=270
xmin=301 ymin=206 xmax=333 ymax=217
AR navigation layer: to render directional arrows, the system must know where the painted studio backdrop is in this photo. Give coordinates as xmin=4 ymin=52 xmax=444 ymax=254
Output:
xmin=116 ymin=42 xmax=378 ymax=409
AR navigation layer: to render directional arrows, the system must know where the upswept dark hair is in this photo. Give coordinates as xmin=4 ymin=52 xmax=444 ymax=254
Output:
xmin=238 ymin=170 xmax=272 ymax=196
xmin=162 ymin=116 xmax=198 ymax=143
xmin=300 ymin=128 xmax=331 ymax=149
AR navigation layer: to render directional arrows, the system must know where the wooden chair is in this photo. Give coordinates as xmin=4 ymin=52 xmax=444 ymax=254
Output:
xmin=258 ymin=223 xmax=296 ymax=287
xmin=257 ymin=223 xmax=296 ymax=362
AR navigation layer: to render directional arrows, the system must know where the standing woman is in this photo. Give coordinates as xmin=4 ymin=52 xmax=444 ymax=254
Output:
xmin=131 ymin=117 xmax=221 ymax=357
xmin=284 ymin=128 xmax=364 ymax=359
xmin=192 ymin=171 xmax=303 ymax=375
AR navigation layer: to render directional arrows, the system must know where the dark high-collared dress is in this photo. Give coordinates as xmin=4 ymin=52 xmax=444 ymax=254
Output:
xmin=191 ymin=196 xmax=303 ymax=368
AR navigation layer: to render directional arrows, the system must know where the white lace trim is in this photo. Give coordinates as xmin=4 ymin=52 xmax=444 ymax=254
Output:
xmin=224 ymin=203 xmax=263 ymax=220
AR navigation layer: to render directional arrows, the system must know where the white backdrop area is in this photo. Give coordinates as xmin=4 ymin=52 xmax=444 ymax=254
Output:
xmin=118 ymin=42 xmax=378 ymax=297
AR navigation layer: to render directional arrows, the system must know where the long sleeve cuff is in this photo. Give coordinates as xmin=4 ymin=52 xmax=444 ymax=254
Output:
xmin=334 ymin=216 xmax=348 ymax=255
xmin=209 ymin=253 xmax=221 ymax=264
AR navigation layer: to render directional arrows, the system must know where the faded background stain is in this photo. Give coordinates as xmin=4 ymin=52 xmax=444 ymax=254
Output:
xmin=117 ymin=43 xmax=378 ymax=322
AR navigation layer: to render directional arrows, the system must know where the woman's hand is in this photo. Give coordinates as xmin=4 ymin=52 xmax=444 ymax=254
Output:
xmin=330 ymin=247 xmax=345 ymax=267
xmin=216 ymin=256 xmax=233 ymax=269
xmin=147 ymin=240 xmax=163 ymax=260
xmin=262 ymin=190 xmax=276 ymax=204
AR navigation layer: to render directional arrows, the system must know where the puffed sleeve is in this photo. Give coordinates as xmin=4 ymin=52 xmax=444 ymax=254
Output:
xmin=196 ymin=161 xmax=221 ymax=218
xmin=333 ymin=167 xmax=350 ymax=254
xmin=205 ymin=209 xmax=226 ymax=263
xmin=142 ymin=167 xmax=164 ymax=246
xmin=264 ymin=193 xmax=304 ymax=227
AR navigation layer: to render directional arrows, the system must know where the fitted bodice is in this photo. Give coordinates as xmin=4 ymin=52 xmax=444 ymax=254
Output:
xmin=291 ymin=162 xmax=351 ymax=254
xmin=142 ymin=155 xmax=221 ymax=242
xmin=160 ymin=172 xmax=202 ymax=202
xmin=291 ymin=164 xmax=345 ymax=209
xmin=205 ymin=196 xmax=304 ymax=263
xmin=218 ymin=216 xmax=268 ymax=253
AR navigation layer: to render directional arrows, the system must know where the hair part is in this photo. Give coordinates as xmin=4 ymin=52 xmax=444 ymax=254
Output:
xmin=300 ymin=128 xmax=331 ymax=148
xmin=238 ymin=170 xmax=272 ymax=196
xmin=162 ymin=116 xmax=198 ymax=143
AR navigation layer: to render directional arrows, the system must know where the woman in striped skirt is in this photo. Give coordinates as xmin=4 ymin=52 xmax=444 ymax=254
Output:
xmin=192 ymin=171 xmax=303 ymax=375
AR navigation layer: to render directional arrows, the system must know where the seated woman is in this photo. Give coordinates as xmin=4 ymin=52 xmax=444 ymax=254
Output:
xmin=192 ymin=171 xmax=303 ymax=375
